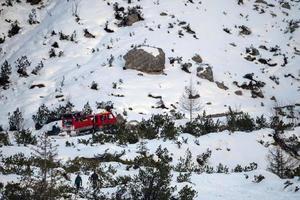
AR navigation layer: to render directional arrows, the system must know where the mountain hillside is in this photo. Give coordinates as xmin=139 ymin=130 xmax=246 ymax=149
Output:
xmin=0 ymin=0 xmax=300 ymax=199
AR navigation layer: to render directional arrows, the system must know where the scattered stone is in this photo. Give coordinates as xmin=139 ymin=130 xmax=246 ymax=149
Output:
xmin=55 ymin=94 xmax=64 ymax=99
xmin=83 ymin=29 xmax=95 ymax=38
xmin=270 ymin=96 xmax=277 ymax=101
xmin=251 ymin=90 xmax=264 ymax=98
xmin=235 ymin=90 xmax=243 ymax=96
xmin=244 ymin=55 xmax=256 ymax=62
xmin=52 ymin=42 xmax=59 ymax=48
xmin=26 ymin=0 xmax=42 ymax=5
xmin=181 ymin=63 xmax=192 ymax=73
xmin=281 ymin=2 xmax=291 ymax=9
xmin=216 ymin=81 xmax=229 ymax=90
xmin=148 ymin=94 xmax=162 ymax=99
xmin=239 ymin=25 xmax=252 ymax=35
xmin=246 ymin=47 xmax=260 ymax=56
xmin=255 ymin=0 xmax=268 ymax=5
xmin=192 ymin=54 xmax=203 ymax=64
xmin=223 ymin=28 xmax=231 ymax=34
xmin=30 ymin=84 xmax=45 ymax=89
xmin=126 ymin=14 xmax=141 ymax=26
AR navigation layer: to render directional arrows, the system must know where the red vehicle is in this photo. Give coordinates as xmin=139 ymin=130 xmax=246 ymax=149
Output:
xmin=62 ymin=111 xmax=117 ymax=134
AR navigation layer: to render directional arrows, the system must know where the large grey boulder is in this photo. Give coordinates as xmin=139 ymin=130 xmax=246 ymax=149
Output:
xmin=123 ymin=46 xmax=165 ymax=73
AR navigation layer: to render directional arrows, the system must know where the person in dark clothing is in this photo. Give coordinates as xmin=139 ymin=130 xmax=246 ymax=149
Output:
xmin=89 ymin=171 xmax=99 ymax=189
xmin=75 ymin=174 xmax=82 ymax=192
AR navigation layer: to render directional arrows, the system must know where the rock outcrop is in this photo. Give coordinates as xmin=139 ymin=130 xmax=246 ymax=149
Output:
xmin=124 ymin=46 xmax=165 ymax=73
xmin=196 ymin=65 xmax=214 ymax=82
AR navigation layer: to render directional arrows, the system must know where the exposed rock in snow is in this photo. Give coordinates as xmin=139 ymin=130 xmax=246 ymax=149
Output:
xmin=216 ymin=81 xmax=229 ymax=90
xmin=196 ymin=65 xmax=214 ymax=82
xmin=192 ymin=54 xmax=203 ymax=64
xmin=123 ymin=46 xmax=165 ymax=73
xmin=235 ymin=90 xmax=243 ymax=96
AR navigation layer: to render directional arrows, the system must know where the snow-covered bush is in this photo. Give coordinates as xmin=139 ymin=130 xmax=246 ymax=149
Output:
xmin=31 ymin=61 xmax=44 ymax=75
xmin=92 ymin=131 xmax=116 ymax=144
xmin=175 ymin=149 xmax=195 ymax=172
xmin=255 ymin=115 xmax=268 ymax=129
xmin=8 ymin=20 xmax=21 ymax=37
xmin=96 ymin=101 xmax=113 ymax=111
xmin=14 ymin=129 xmax=37 ymax=145
xmin=49 ymin=48 xmax=56 ymax=58
xmin=28 ymin=9 xmax=39 ymax=25
xmin=196 ymin=149 xmax=211 ymax=168
xmin=181 ymin=114 xmax=220 ymax=136
xmin=15 ymin=56 xmax=31 ymax=77
xmin=160 ymin=116 xmax=178 ymax=140
xmin=1 ymin=182 xmax=31 ymax=200
xmin=0 ymin=36 xmax=5 ymax=44
xmin=100 ymin=122 xmax=139 ymax=144
xmin=177 ymin=172 xmax=191 ymax=183
xmin=178 ymin=185 xmax=197 ymax=200
xmin=216 ymin=163 xmax=229 ymax=174
xmin=82 ymin=102 xmax=92 ymax=115
xmin=90 ymin=81 xmax=98 ymax=90
xmin=1 ymin=153 xmax=33 ymax=175
xmin=226 ymin=107 xmax=255 ymax=132
xmin=0 ymin=131 xmax=10 ymax=146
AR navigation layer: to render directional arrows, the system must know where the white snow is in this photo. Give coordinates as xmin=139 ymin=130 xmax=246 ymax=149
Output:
xmin=140 ymin=46 xmax=160 ymax=57
xmin=0 ymin=0 xmax=300 ymax=199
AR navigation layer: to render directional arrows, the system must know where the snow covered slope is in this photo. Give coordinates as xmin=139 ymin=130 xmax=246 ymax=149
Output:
xmin=0 ymin=0 xmax=299 ymax=127
xmin=0 ymin=0 xmax=300 ymax=199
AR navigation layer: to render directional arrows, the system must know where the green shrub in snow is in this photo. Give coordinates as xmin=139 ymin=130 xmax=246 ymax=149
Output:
xmin=0 ymin=131 xmax=10 ymax=146
xmin=14 ymin=129 xmax=36 ymax=146
xmin=178 ymin=185 xmax=197 ymax=200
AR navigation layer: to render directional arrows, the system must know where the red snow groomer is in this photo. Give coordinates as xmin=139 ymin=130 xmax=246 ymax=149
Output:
xmin=62 ymin=111 xmax=117 ymax=134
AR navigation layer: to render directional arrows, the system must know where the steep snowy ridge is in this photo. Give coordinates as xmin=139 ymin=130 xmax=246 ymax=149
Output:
xmin=0 ymin=0 xmax=300 ymax=199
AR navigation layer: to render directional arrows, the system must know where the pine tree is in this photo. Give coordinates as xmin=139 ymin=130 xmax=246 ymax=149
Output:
xmin=9 ymin=108 xmax=24 ymax=131
xmin=27 ymin=133 xmax=64 ymax=199
xmin=127 ymin=146 xmax=174 ymax=200
xmin=0 ymin=60 xmax=12 ymax=89
xmin=267 ymin=147 xmax=298 ymax=178
xmin=175 ymin=148 xmax=195 ymax=172
xmin=180 ymin=79 xmax=202 ymax=122
xmin=65 ymin=101 xmax=75 ymax=114
xmin=32 ymin=104 xmax=51 ymax=129
xmin=82 ymin=101 xmax=93 ymax=115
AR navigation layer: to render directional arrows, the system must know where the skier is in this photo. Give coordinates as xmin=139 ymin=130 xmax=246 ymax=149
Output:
xmin=75 ymin=173 xmax=82 ymax=192
xmin=89 ymin=171 xmax=99 ymax=189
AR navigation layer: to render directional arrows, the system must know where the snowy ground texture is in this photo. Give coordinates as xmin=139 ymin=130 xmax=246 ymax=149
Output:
xmin=0 ymin=0 xmax=300 ymax=199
